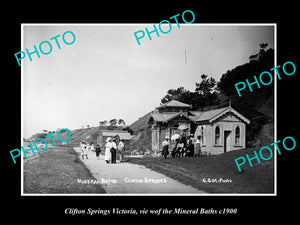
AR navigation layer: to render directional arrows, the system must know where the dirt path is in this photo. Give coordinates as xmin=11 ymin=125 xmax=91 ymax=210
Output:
xmin=73 ymin=147 xmax=204 ymax=194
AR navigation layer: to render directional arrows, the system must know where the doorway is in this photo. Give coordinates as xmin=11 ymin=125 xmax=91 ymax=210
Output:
xmin=224 ymin=131 xmax=231 ymax=153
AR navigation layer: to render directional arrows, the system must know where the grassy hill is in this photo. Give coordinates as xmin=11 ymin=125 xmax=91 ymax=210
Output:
xmin=29 ymin=126 xmax=111 ymax=147
xmin=28 ymin=125 xmax=136 ymax=150
xmin=24 ymin=146 xmax=106 ymax=193
xmin=127 ymin=112 xmax=152 ymax=152
xmin=129 ymin=112 xmax=152 ymax=132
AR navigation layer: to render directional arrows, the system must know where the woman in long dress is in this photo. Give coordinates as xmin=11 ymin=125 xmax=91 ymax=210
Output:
xmin=80 ymin=141 xmax=88 ymax=159
xmin=195 ymin=136 xmax=201 ymax=157
xmin=104 ymin=137 xmax=112 ymax=163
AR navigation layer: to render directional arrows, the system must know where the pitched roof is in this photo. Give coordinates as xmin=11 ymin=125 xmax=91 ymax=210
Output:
xmin=193 ymin=106 xmax=250 ymax=124
xmin=188 ymin=111 xmax=204 ymax=121
xmin=100 ymin=130 xmax=132 ymax=140
xmin=150 ymin=112 xmax=192 ymax=123
xmin=150 ymin=99 xmax=250 ymax=124
xmin=157 ymin=100 xmax=192 ymax=109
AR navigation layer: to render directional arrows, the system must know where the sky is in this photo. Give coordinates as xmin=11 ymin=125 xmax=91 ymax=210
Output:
xmin=22 ymin=24 xmax=274 ymax=138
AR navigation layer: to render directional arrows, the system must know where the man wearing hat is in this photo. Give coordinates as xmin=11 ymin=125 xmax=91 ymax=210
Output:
xmin=110 ymin=137 xmax=117 ymax=164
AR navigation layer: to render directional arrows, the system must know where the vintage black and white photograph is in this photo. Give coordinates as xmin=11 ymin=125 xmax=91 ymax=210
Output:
xmin=21 ymin=24 xmax=275 ymax=195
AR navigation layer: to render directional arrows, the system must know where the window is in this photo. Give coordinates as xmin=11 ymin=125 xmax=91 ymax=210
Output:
xmin=235 ymin=126 xmax=240 ymax=145
xmin=215 ymin=126 xmax=220 ymax=145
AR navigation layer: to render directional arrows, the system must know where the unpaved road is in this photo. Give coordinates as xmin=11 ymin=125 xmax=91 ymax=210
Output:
xmin=73 ymin=147 xmax=204 ymax=194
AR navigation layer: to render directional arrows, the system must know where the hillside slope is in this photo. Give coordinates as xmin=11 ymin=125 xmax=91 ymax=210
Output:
xmin=29 ymin=127 xmax=104 ymax=147
xmin=129 ymin=112 xmax=152 ymax=132
xmin=128 ymin=112 xmax=152 ymax=152
xmin=28 ymin=126 xmax=134 ymax=148
xmin=48 ymin=127 xmax=100 ymax=147
xmin=128 ymin=49 xmax=275 ymax=152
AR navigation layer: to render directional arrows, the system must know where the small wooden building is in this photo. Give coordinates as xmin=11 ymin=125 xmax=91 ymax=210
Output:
xmin=148 ymin=100 xmax=193 ymax=153
xmin=97 ymin=130 xmax=132 ymax=147
xmin=148 ymin=100 xmax=250 ymax=155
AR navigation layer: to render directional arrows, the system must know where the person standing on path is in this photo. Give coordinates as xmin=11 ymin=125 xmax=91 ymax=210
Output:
xmin=90 ymin=143 xmax=95 ymax=152
xmin=111 ymin=138 xmax=117 ymax=164
xmin=105 ymin=137 xmax=112 ymax=164
xmin=195 ymin=136 xmax=202 ymax=157
xmin=117 ymin=139 xmax=125 ymax=162
xmin=95 ymin=144 xmax=101 ymax=160
xmin=86 ymin=143 xmax=90 ymax=159
xmin=80 ymin=141 xmax=88 ymax=159
xmin=81 ymin=146 xmax=88 ymax=159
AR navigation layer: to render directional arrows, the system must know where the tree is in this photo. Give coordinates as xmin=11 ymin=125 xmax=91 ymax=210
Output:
xmin=193 ymin=74 xmax=219 ymax=110
xmin=99 ymin=120 xmax=108 ymax=126
xmin=218 ymin=47 xmax=274 ymax=97
xmin=259 ymin=43 xmax=268 ymax=55
xmin=109 ymin=119 xmax=117 ymax=127
xmin=195 ymin=74 xmax=217 ymax=95
xmin=161 ymin=87 xmax=194 ymax=105
xmin=118 ymin=119 xmax=126 ymax=126
xmin=160 ymin=75 xmax=219 ymax=111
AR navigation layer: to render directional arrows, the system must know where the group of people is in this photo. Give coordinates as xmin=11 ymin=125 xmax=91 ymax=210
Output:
xmin=104 ymin=136 xmax=125 ymax=164
xmin=79 ymin=136 xmax=125 ymax=164
xmin=80 ymin=141 xmax=100 ymax=159
xmin=161 ymin=134 xmax=203 ymax=159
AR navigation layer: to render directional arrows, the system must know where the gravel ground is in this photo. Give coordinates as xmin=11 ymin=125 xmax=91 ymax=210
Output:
xmin=73 ymin=147 xmax=204 ymax=194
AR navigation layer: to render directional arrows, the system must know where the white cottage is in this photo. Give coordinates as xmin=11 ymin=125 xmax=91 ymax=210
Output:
xmin=190 ymin=106 xmax=250 ymax=154
xmin=148 ymin=100 xmax=250 ymax=155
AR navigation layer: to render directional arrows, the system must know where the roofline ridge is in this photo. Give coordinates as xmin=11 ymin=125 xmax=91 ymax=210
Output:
xmin=157 ymin=99 xmax=192 ymax=109
xmin=208 ymin=106 xmax=250 ymax=124
xmin=208 ymin=107 xmax=230 ymax=122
